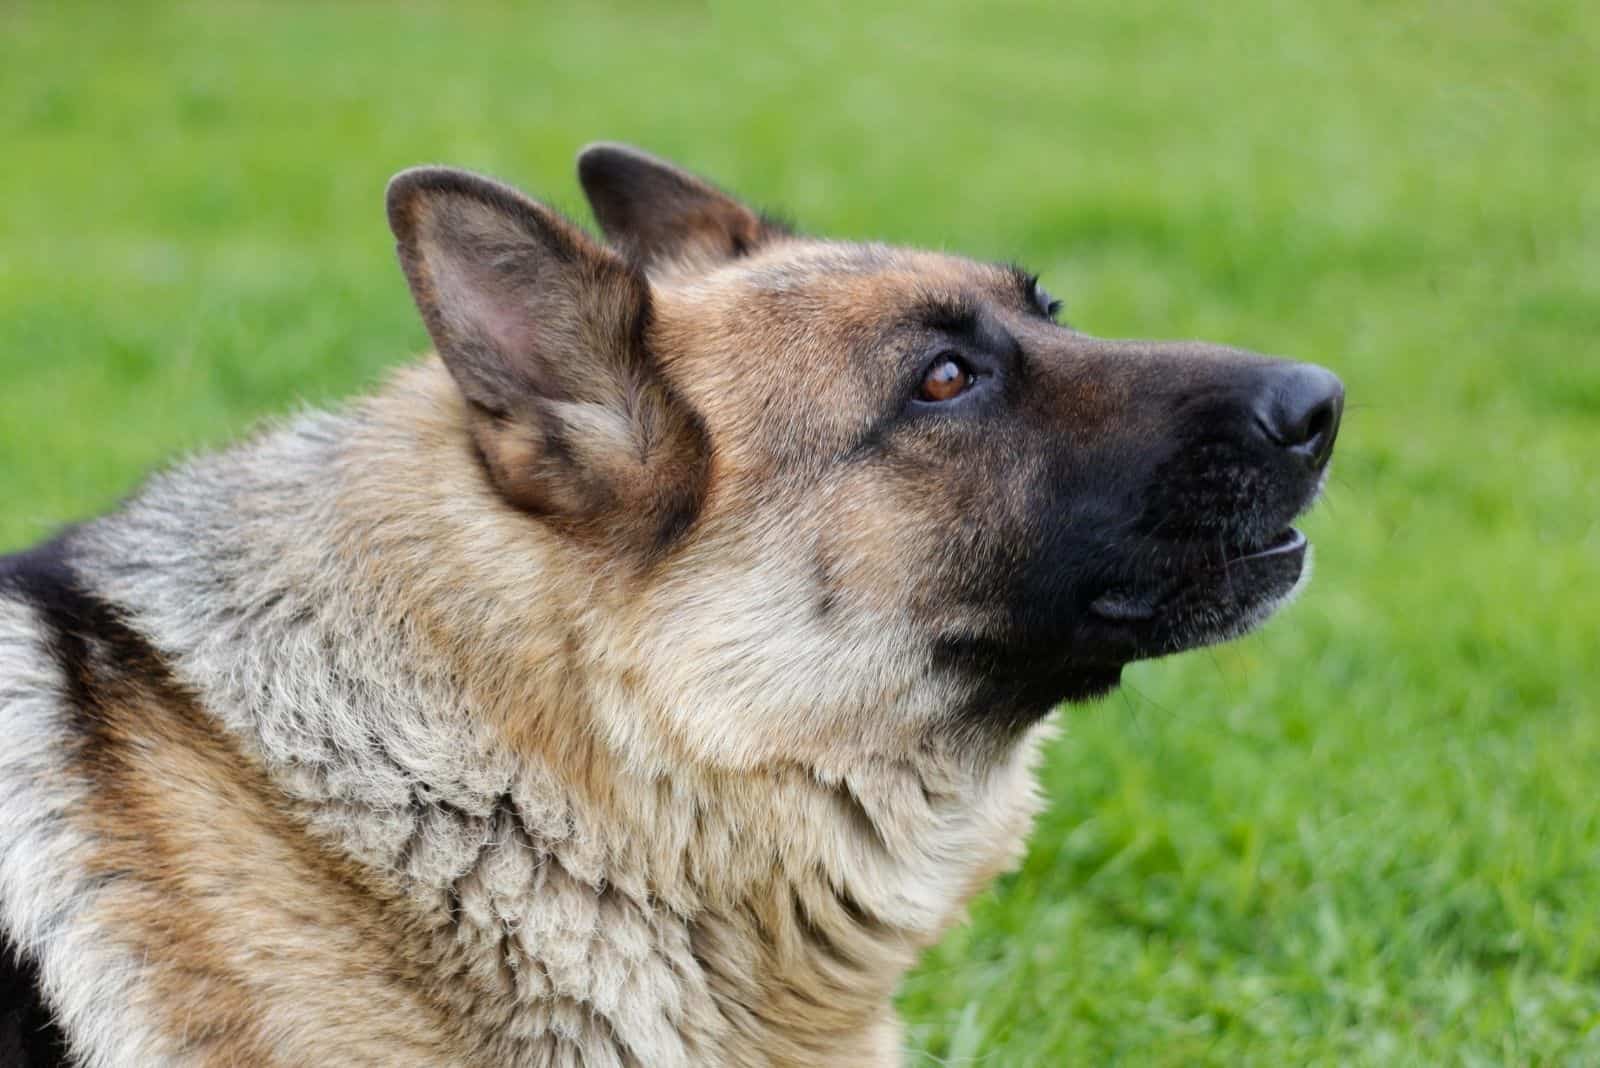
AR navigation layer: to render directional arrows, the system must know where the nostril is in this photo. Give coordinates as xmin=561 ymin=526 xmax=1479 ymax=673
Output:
xmin=1256 ymin=363 xmax=1345 ymax=470
xmin=1300 ymin=397 xmax=1338 ymax=464
xmin=1304 ymin=400 xmax=1334 ymax=442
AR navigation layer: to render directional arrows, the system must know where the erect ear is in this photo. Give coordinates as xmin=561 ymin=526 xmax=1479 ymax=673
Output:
xmin=386 ymin=166 xmax=708 ymax=554
xmin=576 ymin=142 xmax=788 ymax=270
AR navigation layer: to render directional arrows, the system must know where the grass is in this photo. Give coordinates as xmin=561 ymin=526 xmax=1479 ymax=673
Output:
xmin=3 ymin=1 xmax=1597 ymax=1063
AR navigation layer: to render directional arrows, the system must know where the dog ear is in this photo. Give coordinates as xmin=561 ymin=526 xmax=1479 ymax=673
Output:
xmin=387 ymin=166 xmax=709 ymax=554
xmin=576 ymin=142 xmax=788 ymax=270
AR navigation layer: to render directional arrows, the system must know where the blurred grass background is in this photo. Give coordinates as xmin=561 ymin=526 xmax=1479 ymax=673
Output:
xmin=2 ymin=1 xmax=1596 ymax=1063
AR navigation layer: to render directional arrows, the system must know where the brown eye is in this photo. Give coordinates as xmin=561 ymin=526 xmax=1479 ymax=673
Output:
xmin=918 ymin=356 xmax=974 ymax=403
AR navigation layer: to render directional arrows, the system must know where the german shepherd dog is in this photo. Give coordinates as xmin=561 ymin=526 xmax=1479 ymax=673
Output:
xmin=0 ymin=145 xmax=1342 ymax=1066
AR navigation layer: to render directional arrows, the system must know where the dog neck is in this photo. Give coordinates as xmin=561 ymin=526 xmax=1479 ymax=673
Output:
xmin=78 ymin=362 xmax=1050 ymax=1064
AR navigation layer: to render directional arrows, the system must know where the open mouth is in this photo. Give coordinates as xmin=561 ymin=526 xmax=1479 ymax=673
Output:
xmin=1085 ymin=525 xmax=1309 ymax=657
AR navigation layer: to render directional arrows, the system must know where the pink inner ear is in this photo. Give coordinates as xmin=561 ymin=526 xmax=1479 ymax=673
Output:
xmin=417 ymin=190 xmax=548 ymax=365
xmin=432 ymin=253 xmax=537 ymax=361
xmin=402 ymin=184 xmax=641 ymax=411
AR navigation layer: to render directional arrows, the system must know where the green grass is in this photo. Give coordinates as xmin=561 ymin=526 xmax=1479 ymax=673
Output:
xmin=3 ymin=2 xmax=1597 ymax=1063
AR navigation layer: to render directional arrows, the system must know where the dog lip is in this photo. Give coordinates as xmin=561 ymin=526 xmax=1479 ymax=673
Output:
xmin=1088 ymin=527 xmax=1305 ymax=624
xmin=1234 ymin=526 xmax=1306 ymax=561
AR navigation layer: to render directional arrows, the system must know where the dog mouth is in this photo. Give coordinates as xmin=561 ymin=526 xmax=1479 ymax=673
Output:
xmin=1083 ymin=525 xmax=1309 ymax=659
xmin=931 ymin=525 xmax=1313 ymax=722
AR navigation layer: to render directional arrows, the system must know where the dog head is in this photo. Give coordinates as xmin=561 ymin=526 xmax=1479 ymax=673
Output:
xmin=387 ymin=145 xmax=1342 ymax=769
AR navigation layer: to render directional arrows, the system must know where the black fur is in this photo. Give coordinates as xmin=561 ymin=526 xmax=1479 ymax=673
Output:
xmin=0 ymin=532 xmax=174 ymax=714
xmin=933 ymin=632 xmax=1122 ymax=735
xmin=0 ymin=929 xmax=68 ymax=1068
xmin=0 ymin=539 xmax=92 ymax=1067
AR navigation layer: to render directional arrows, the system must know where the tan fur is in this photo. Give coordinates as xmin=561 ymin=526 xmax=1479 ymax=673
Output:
xmin=78 ymin=688 xmax=461 ymax=1066
xmin=71 ymin=661 xmax=1040 ymax=1065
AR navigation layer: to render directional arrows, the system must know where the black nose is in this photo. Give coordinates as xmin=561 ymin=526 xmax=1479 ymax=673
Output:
xmin=1255 ymin=363 xmax=1344 ymax=470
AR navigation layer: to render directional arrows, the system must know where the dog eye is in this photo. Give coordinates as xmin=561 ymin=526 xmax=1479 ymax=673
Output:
xmin=918 ymin=355 xmax=976 ymax=403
